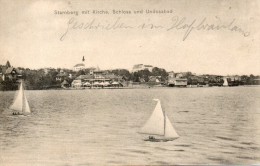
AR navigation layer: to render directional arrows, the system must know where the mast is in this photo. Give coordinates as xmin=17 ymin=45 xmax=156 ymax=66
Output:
xmin=162 ymin=102 xmax=166 ymax=136
xmin=20 ymin=81 xmax=25 ymax=113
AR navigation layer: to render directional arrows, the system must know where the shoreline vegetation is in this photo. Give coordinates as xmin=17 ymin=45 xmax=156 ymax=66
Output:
xmin=1 ymin=84 xmax=259 ymax=92
xmin=0 ymin=61 xmax=259 ymax=91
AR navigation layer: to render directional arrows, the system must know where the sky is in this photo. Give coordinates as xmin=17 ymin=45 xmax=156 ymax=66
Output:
xmin=0 ymin=0 xmax=259 ymax=75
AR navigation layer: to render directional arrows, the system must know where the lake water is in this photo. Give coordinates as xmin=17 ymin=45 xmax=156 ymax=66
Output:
xmin=0 ymin=87 xmax=260 ymax=165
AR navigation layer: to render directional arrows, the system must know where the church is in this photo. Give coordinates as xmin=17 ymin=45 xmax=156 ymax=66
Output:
xmin=73 ymin=56 xmax=85 ymax=71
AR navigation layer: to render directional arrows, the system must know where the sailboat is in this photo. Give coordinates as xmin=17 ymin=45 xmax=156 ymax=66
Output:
xmin=139 ymin=99 xmax=179 ymax=142
xmin=223 ymin=77 xmax=229 ymax=86
xmin=9 ymin=80 xmax=31 ymax=115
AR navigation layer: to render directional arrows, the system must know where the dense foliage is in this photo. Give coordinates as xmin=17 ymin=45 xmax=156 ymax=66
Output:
xmin=130 ymin=67 xmax=168 ymax=82
xmin=22 ymin=69 xmax=60 ymax=90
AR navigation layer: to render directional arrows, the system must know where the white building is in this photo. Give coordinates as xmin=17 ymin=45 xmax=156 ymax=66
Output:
xmin=73 ymin=63 xmax=85 ymax=71
xmin=168 ymin=78 xmax=187 ymax=87
xmin=132 ymin=64 xmax=153 ymax=72
xmin=167 ymin=71 xmax=187 ymax=87
xmin=73 ymin=56 xmax=86 ymax=71
xmin=71 ymin=79 xmax=82 ymax=88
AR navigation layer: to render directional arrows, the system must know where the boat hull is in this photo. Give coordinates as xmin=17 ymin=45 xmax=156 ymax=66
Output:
xmin=144 ymin=137 xmax=179 ymax=142
xmin=6 ymin=108 xmax=29 ymax=116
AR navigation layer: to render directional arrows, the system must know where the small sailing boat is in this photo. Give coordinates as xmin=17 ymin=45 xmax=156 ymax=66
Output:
xmin=223 ymin=77 xmax=229 ymax=86
xmin=9 ymin=80 xmax=31 ymax=115
xmin=139 ymin=99 xmax=179 ymax=142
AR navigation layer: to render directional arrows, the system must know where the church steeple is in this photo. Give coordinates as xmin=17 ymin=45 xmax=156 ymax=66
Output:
xmin=82 ymin=56 xmax=85 ymax=62
xmin=6 ymin=61 xmax=11 ymax=67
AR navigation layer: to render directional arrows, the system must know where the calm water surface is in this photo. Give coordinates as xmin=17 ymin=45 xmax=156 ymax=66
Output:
xmin=0 ymin=87 xmax=260 ymax=165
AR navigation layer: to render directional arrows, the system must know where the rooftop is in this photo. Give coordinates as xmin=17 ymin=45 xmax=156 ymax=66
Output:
xmin=74 ymin=63 xmax=85 ymax=67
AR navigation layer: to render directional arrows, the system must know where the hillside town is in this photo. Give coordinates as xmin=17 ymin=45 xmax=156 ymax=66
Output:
xmin=0 ymin=57 xmax=259 ymax=90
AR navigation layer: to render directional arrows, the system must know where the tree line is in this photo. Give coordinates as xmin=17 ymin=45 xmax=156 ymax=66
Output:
xmin=0 ymin=66 xmax=259 ymax=90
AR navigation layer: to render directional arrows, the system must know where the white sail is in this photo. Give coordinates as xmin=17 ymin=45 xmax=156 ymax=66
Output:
xmin=164 ymin=115 xmax=179 ymax=139
xmin=139 ymin=99 xmax=165 ymax=135
xmin=9 ymin=82 xmax=24 ymax=113
xmin=23 ymin=93 xmax=31 ymax=113
xmin=10 ymin=81 xmax=31 ymax=114
xmin=223 ymin=78 xmax=228 ymax=86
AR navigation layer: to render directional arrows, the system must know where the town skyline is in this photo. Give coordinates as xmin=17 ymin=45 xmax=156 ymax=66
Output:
xmin=1 ymin=0 xmax=259 ymax=76
xmin=0 ymin=59 xmax=259 ymax=77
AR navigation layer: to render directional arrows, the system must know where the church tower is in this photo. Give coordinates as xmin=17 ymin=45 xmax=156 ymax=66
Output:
xmin=82 ymin=56 xmax=86 ymax=68
xmin=73 ymin=56 xmax=86 ymax=72
xmin=6 ymin=61 xmax=11 ymax=67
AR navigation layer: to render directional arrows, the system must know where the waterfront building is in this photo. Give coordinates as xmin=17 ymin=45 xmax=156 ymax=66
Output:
xmin=168 ymin=78 xmax=188 ymax=87
xmin=73 ymin=71 xmax=124 ymax=87
xmin=132 ymin=64 xmax=153 ymax=72
xmin=167 ymin=71 xmax=187 ymax=87
xmin=71 ymin=79 xmax=82 ymax=88
xmin=253 ymin=78 xmax=260 ymax=85
xmin=0 ymin=61 xmax=22 ymax=81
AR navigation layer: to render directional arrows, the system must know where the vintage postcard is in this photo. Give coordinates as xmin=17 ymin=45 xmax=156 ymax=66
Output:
xmin=0 ymin=0 xmax=259 ymax=165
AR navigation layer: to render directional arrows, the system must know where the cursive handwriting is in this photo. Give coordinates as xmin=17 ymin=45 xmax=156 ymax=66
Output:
xmin=60 ymin=16 xmax=250 ymax=41
xmin=166 ymin=16 xmax=250 ymax=40
xmin=60 ymin=17 xmax=133 ymax=41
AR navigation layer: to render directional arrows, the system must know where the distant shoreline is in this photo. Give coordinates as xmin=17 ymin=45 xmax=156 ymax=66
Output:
xmin=1 ymin=85 xmax=259 ymax=92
